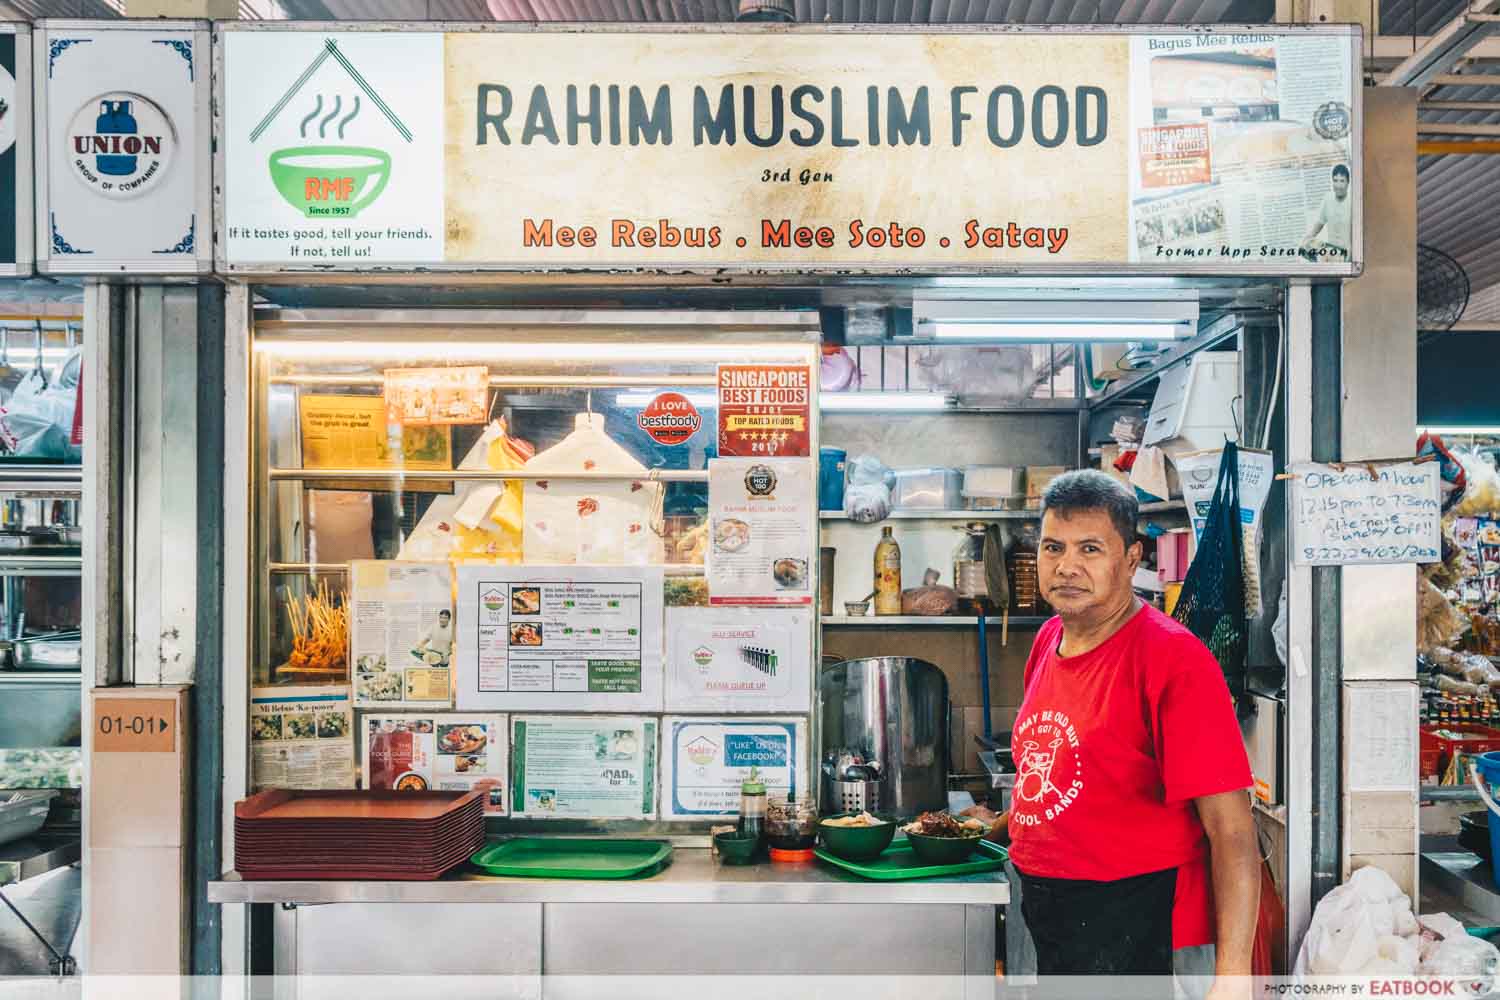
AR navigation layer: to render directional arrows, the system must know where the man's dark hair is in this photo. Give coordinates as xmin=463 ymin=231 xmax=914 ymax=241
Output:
xmin=1040 ymin=469 xmax=1139 ymax=548
xmin=1332 ymin=164 xmax=1350 ymax=181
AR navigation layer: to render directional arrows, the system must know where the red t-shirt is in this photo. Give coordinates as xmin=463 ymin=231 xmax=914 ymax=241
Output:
xmin=1007 ymin=604 xmax=1252 ymax=949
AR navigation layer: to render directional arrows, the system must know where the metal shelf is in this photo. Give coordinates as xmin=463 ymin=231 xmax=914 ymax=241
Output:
xmin=821 ymin=509 xmax=1038 ymax=521
xmin=821 ymin=615 xmax=1049 ymax=627
xmin=1085 ymin=314 xmax=1246 ymax=411
xmin=269 ymin=562 xmax=708 ymax=578
xmin=820 ymin=502 xmax=1185 ymax=522
xmin=0 ymin=555 xmax=81 ymax=576
xmin=0 ymin=466 xmax=83 ymax=496
xmin=269 ymin=468 xmax=708 ymax=483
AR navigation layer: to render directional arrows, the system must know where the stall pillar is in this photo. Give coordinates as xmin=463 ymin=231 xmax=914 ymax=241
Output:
xmin=81 ymin=282 xmax=225 ymax=975
xmin=1338 ymin=87 xmax=1420 ymax=895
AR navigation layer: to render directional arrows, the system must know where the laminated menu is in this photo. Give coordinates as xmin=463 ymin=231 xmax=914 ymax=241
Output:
xmin=250 ymin=685 xmax=355 ymax=791
xmin=454 ymin=564 xmax=664 ymax=712
xmin=706 ymin=457 xmax=815 ymax=606
xmin=511 ymin=715 xmax=657 ymax=819
xmin=350 ymin=561 xmax=455 ymax=709
xmin=660 ymin=717 xmax=807 ymax=821
xmin=363 ymin=713 xmax=508 ymax=814
xmin=663 ymin=606 xmax=812 ymax=713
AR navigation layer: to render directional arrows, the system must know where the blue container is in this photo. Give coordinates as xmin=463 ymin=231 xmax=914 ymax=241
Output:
xmin=819 ymin=447 xmax=847 ymax=512
xmin=94 ymin=101 xmax=138 ymax=177
xmin=1475 ymin=751 xmax=1500 ymax=886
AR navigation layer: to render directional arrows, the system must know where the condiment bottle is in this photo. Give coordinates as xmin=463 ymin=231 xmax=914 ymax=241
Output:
xmin=874 ymin=526 xmax=902 ymax=615
xmin=738 ymin=767 xmax=767 ymax=856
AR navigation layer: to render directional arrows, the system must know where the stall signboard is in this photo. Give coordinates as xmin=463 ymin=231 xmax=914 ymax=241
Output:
xmin=0 ymin=25 xmax=31 ymax=276
xmin=454 ymin=564 xmax=665 ymax=712
xmin=511 ymin=715 xmax=657 ymax=819
xmin=218 ymin=25 xmax=1360 ymax=276
xmin=717 ymin=364 xmax=811 ymax=458
xmin=363 ymin=713 xmax=508 ymax=814
xmin=664 ymin=606 xmax=812 ymax=713
xmin=36 ymin=21 xmax=210 ymax=274
xmin=249 ymin=685 xmax=355 ymax=791
xmin=661 ymin=716 xmax=807 ymax=821
xmin=1290 ymin=461 xmax=1442 ymax=567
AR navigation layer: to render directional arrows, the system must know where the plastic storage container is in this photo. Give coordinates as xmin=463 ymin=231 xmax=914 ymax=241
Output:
xmin=891 ymin=468 xmax=962 ymax=509
xmin=1421 ymin=724 xmax=1500 ymax=778
xmin=818 ymin=448 xmax=847 ymax=512
xmin=961 ymin=466 xmax=1024 ymax=510
xmin=1142 ymin=354 xmax=1241 ymax=451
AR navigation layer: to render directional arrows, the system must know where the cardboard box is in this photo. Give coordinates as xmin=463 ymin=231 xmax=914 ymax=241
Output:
xmin=1024 ymin=466 xmax=1068 ymax=508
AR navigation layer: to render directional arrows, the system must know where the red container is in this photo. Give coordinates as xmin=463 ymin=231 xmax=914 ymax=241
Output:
xmin=1420 ymin=724 xmax=1500 ymax=778
xmin=1157 ymin=531 xmax=1192 ymax=584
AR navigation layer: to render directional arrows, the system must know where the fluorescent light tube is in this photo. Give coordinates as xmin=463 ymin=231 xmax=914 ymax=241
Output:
xmin=615 ymin=391 xmax=718 ymax=408
xmin=255 ymin=341 xmax=809 ymax=364
xmin=928 ymin=322 xmax=1183 ymax=341
xmin=821 ymin=391 xmax=954 ymax=412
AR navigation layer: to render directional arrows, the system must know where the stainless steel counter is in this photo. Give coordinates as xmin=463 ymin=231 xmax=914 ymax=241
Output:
xmin=208 ymin=847 xmax=1009 ymax=905
xmin=1420 ymin=834 xmax=1500 ymax=923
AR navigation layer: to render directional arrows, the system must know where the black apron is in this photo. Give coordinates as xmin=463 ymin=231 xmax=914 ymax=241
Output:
xmin=1016 ymin=862 xmax=1178 ymax=987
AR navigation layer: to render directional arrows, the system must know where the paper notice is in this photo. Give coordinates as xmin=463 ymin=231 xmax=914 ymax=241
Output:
xmin=250 ymin=685 xmax=355 ymax=791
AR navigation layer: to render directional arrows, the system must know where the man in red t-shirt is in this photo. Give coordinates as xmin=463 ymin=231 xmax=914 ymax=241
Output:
xmin=995 ymin=470 xmax=1258 ymax=997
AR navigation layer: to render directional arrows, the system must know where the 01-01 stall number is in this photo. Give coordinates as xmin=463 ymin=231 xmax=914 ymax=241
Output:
xmin=93 ymin=698 xmax=176 ymax=753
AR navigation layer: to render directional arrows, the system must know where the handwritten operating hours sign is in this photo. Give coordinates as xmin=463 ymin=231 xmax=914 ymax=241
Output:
xmin=1290 ymin=462 xmax=1441 ymax=567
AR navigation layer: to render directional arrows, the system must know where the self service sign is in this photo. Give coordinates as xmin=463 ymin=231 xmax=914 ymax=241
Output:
xmin=219 ymin=25 xmax=1361 ymax=276
xmin=35 ymin=21 xmax=211 ymax=274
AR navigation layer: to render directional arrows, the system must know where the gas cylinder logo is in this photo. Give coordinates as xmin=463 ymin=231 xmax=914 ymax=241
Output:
xmin=67 ymin=92 xmax=174 ymax=199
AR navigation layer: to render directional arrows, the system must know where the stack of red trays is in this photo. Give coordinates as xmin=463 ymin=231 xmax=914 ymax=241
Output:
xmin=234 ymin=789 xmax=485 ymax=881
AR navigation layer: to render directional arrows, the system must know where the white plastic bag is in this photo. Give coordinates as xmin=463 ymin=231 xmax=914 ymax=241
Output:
xmin=1295 ymin=866 xmax=1418 ymax=976
xmin=0 ymin=351 xmax=82 ymax=461
xmin=844 ymin=482 xmax=892 ymax=524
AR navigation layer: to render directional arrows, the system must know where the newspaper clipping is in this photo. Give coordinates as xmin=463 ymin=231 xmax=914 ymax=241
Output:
xmin=1129 ymin=33 xmax=1355 ymax=266
xmin=250 ymin=685 xmax=355 ymax=790
xmin=351 ymin=560 xmax=456 ymax=710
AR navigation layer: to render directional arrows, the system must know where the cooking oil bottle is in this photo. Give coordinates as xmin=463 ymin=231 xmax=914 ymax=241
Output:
xmin=874 ymin=526 xmax=902 ymax=615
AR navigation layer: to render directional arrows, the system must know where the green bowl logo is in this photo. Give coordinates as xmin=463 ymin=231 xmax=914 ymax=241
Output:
xmin=269 ymin=145 xmax=390 ymax=219
xmin=692 ymin=645 xmax=715 ymax=668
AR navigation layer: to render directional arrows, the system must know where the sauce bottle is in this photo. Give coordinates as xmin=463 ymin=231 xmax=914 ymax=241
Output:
xmin=738 ymin=767 xmax=767 ymax=857
xmin=874 ymin=526 xmax=902 ymax=615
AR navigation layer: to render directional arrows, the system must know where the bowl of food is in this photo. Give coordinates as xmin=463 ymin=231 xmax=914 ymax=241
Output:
xmin=902 ymin=811 xmax=988 ymax=865
xmin=714 ymin=830 xmax=761 ymax=865
xmin=844 ymin=600 xmax=870 ymax=617
xmin=773 ymin=557 xmax=808 ymax=589
xmin=818 ymin=811 xmax=896 ymax=861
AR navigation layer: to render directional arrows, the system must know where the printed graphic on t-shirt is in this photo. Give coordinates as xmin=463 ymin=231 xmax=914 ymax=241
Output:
xmin=1012 ymin=709 xmax=1085 ymax=825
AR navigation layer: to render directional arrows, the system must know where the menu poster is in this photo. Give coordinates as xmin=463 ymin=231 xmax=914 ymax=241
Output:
xmin=716 ymin=364 xmax=811 ymax=458
xmin=661 ymin=717 xmax=807 ymax=821
xmin=250 ymin=685 xmax=355 ymax=791
xmin=351 ymin=561 xmax=455 ymax=709
xmin=664 ymin=607 xmax=812 ymax=713
xmin=511 ymin=715 xmax=657 ymax=819
xmin=299 ymin=394 xmax=452 ymax=472
xmin=707 ymin=458 xmax=815 ymax=606
xmin=363 ymin=713 xmax=508 ymax=815
xmin=454 ymin=564 xmax=664 ymax=712
xmin=383 ymin=366 xmax=489 ymax=426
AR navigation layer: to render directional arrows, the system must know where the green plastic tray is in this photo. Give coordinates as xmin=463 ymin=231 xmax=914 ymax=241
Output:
xmin=815 ymin=837 xmax=1008 ymax=880
xmin=469 ymin=838 xmax=673 ymax=879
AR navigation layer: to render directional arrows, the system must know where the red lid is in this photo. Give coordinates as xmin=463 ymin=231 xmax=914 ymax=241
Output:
xmin=769 ymin=847 xmax=815 ymax=863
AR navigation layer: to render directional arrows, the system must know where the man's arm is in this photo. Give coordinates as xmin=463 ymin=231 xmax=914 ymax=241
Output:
xmin=1195 ymin=789 xmax=1260 ymax=978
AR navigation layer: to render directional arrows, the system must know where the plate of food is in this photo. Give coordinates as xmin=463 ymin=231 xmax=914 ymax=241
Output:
xmin=772 ymin=557 xmax=807 ymax=589
xmin=440 ymin=724 xmax=488 ymax=755
xmin=509 ymin=622 xmax=543 ymax=646
xmin=394 ymin=771 xmax=429 ymax=792
xmin=714 ymin=518 xmax=751 ymax=553
xmin=510 ymin=587 xmax=541 ymax=615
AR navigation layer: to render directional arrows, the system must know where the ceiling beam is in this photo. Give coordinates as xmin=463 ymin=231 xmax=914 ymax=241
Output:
xmin=1372 ymin=35 xmax=1500 ymax=66
xmin=1421 ymin=100 xmax=1500 ymax=110
xmin=1417 ymin=122 xmax=1500 ymax=135
xmin=1418 ymin=140 xmax=1500 ymax=153
xmin=1383 ymin=0 xmax=1500 ymax=87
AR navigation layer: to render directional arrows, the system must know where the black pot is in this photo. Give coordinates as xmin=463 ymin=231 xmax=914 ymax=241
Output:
xmin=1460 ymin=810 xmax=1492 ymax=862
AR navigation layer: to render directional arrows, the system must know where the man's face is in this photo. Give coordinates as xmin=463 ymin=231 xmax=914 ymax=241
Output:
xmin=1332 ymin=174 xmax=1349 ymax=200
xmin=1037 ymin=508 xmax=1141 ymax=621
xmin=439 ymin=612 xmax=451 ymax=625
